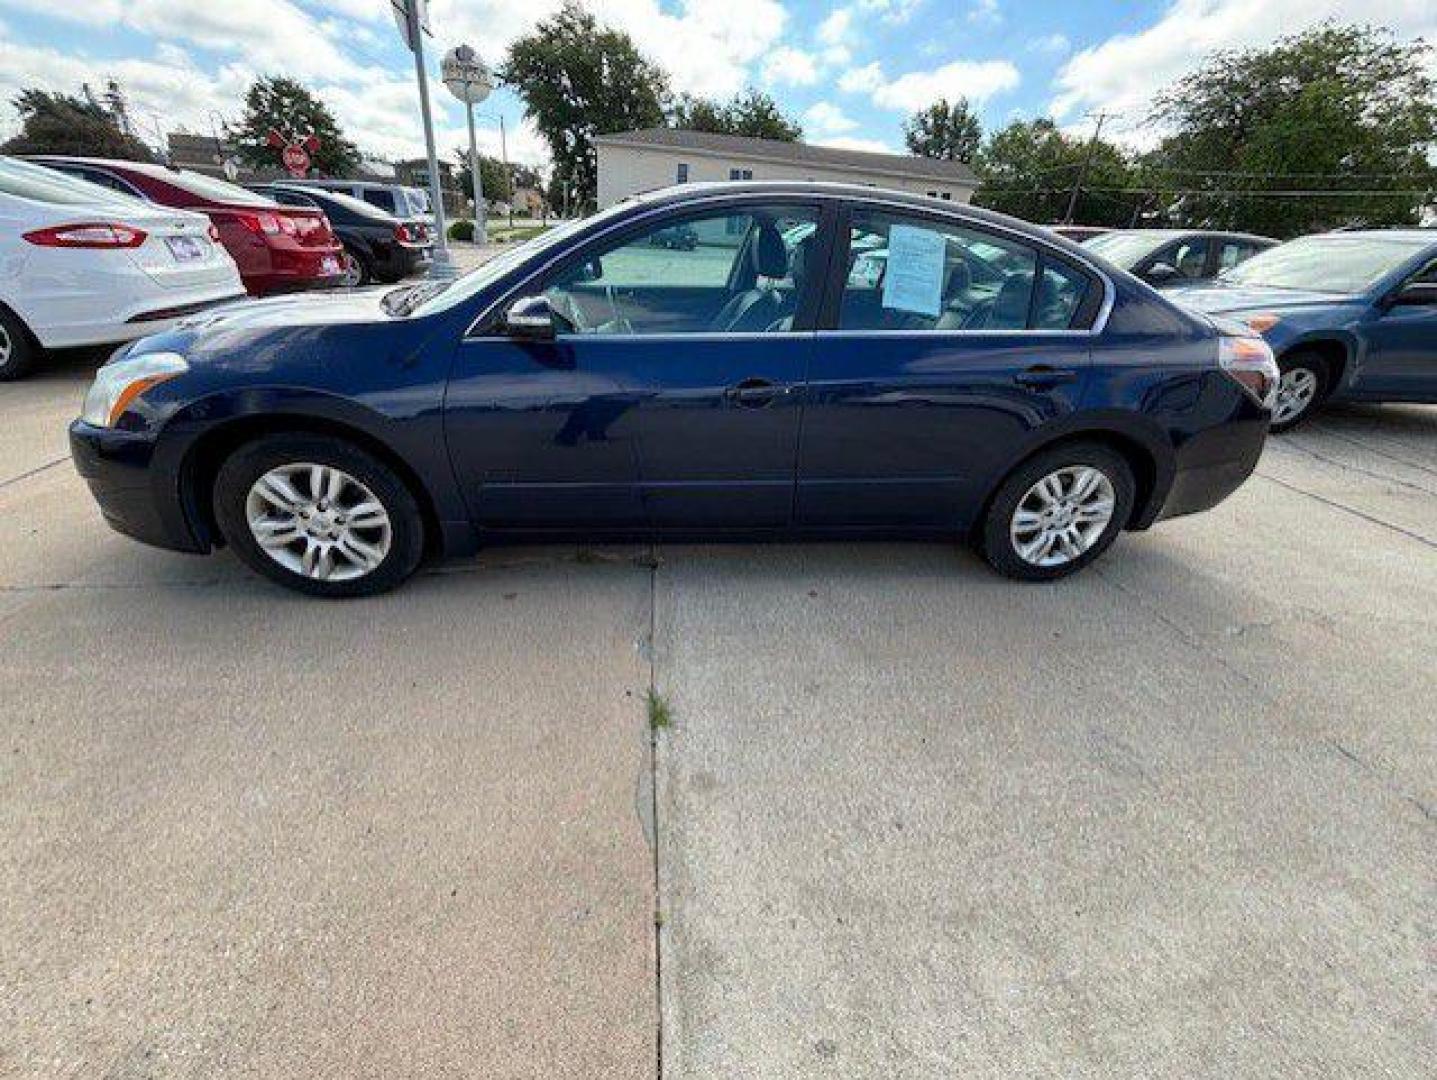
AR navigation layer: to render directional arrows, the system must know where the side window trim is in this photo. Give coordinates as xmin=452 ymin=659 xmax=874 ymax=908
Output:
xmin=469 ymin=196 xmax=831 ymax=338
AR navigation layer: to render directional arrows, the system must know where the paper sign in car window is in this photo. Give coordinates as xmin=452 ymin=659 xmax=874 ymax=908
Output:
xmin=881 ymin=225 xmax=946 ymax=318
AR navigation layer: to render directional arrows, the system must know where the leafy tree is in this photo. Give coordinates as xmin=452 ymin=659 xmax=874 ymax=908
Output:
xmin=453 ymin=150 xmax=512 ymax=206
xmin=228 ymin=76 xmax=360 ymax=177
xmin=903 ymin=98 xmax=981 ymax=162
xmin=974 ymin=118 xmax=1134 ymax=226
xmin=502 ymin=1 xmax=669 ymax=211
xmin=1146 ymin=24 xmax=1437 ymax=236
xmin=671 ymin=89 xmax=802 ymax=141
xmin=0 ymin=88 xmax=154 ymax=160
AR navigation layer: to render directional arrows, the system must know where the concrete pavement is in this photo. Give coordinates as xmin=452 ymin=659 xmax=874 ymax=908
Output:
xmin=1 ymin=354 xmax=1433 ymax=1078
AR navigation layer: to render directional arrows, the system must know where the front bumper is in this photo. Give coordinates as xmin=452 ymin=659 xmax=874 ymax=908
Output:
xmin=69 ymin=421 xmax=206 ymax=554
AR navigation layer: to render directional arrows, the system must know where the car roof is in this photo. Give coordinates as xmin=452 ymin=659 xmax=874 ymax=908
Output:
xmin=1093 ymin=227 xmax=1277 ymax=243
xmin=623 ymin=180 xmax=1104 ymax=257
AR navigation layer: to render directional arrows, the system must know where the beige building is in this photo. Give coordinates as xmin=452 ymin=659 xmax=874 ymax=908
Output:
xmin=594 ymin=128 xmax=978 ymax=209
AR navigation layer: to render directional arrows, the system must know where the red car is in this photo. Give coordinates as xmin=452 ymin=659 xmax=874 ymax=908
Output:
xmin=30 ymin=157 xmax=345 ymax=296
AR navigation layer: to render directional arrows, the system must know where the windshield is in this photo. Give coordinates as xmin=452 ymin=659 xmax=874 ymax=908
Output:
xmin=0 ymin=157 xmax=152 ymax=209
xmin=1222 ymin=235 xmax=1428 ymax=294
xmin=276 ymin=185 xmax=391 ymax=220
xmin=401 ymin=210 xmax=619 ymax=317
xmin=402 ymin=188 xmax=431 ymax=216
xmin=1082 ymin=231 xmax=1177 ymax=268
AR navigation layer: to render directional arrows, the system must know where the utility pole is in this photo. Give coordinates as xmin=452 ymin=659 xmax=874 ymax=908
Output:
xmin=499 ymin=115 xmax=513 ymax=229
xmin=1064 ymin=111 xmax=1111 ymax=225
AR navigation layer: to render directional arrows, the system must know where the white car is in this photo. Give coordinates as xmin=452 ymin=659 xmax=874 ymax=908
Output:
xmin=0 ymin=156 xmax=246 ymax=380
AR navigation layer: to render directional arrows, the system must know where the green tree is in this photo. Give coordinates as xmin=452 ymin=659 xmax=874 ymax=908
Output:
xmin=228 ymin=76 xmax=360 ymax=177
xmin=903 ymin=98 xmax=981 ymax=162
xmin=671 ymin=89 xmax=802 ymax=141
xmin=502 ymin=1 xmax=669 ymax=211
xmin=453 ymin=150 xmax=512 ymax=206
xmin=975 ymin=118 xmax=1134 ymax=226
xmin=0 ymin=88 xmax=154 ymax=160
xmin=1146 ymin=24 xmax=1437 ymax=236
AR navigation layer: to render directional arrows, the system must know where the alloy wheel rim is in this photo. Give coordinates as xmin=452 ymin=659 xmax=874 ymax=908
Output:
xmin=1273 ymin=368 xmax=1318 ymax=424
xmin=1010 ymin=465 xmax=1116 ymax=568
xmin=342 ymin=252 xmax=363 ymax=287
xmin=245 ymin=462 xmax=392 ymax=582
xmin=0 ymin=323 xmax=11 ymax=364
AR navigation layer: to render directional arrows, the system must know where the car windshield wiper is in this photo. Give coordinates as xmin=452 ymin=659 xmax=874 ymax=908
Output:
xmin=381 ymin=280 xmax=451 ymax=317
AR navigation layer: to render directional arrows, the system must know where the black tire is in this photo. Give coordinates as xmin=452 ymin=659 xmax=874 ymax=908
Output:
xmin=0 ymin=306 xmax=38 ymax=382
xmin=978 ymin=442 xmax=1136 ymax=582
xmin=213 ymin=433 xmax=425 ymax=598
xmin=1269 ymin=350 xmax=1329 ymax=433
xmin=341 ymin=246 xmax=372 ymax=288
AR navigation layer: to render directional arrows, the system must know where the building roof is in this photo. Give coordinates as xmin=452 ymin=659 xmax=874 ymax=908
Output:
xmin=594 ymin=128 xmax=978 ymax=185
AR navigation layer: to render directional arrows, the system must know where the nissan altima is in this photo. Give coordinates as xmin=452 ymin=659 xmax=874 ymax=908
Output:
xmin=70 ymin=182 xmax=1276 ymax=596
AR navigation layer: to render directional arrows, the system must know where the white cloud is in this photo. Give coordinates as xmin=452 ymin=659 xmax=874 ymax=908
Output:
xmin=838 ymin=61 xmax=886 ymax=93
xmin=803 ymin=100 xmax=858 ymax=135
xmin=812 ymin=134 xmax=894 ymax=154
xmin=857 ymin=0 xmax=923 ymax=24
xmin=869 ymin=59 xmax=1020 ymax=111
xmin=428 ymin=0 xmax=790 ymax=98
xmin=967 ymin=0 xmax=1001 ymax=24
xmin=1050 ymin=0 xmax=1437 ymax=145
xmin=817 ymin=8 xmax=852 ymax=45
xmin=762 ymin=45 xmax=821 ymax=87
xmin=1028 ymin=33 xmax=1070 ymax=55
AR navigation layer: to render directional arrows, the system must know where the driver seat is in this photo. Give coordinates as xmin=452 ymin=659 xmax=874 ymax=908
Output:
xmin=710 ymin=222 xmax=788 ymax=333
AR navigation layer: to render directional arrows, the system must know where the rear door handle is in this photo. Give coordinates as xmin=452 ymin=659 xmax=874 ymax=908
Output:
xmin=1014 ymin=366 xmax=1079 ymax=388
xmin=723 ymin=377 xmax=785 ymax=408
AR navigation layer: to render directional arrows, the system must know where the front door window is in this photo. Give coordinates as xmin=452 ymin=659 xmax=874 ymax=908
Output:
xmin=541 ymin=205 xmax=821 ymax=336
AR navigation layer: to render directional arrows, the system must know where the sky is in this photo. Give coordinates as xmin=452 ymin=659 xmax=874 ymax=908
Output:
xmin=0 ymin=0 xmax=1434 ymax=175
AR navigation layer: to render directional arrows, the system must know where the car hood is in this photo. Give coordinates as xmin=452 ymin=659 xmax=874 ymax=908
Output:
xmin=178 ymin=288 xmax=395 ymax=332
xmin=1174 ymin=283 xmax=1358 ymax=316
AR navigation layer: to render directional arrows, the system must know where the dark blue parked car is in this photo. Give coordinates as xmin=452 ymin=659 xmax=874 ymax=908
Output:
xmin=1176 ymin=231 xmax=1437 ymax=430
xmin=70 ymin=182 xmax=1277 ymax=596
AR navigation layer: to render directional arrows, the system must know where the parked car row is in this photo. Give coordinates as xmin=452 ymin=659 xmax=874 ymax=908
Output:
xmin=0 ymin=155 xmax=435 ymax=380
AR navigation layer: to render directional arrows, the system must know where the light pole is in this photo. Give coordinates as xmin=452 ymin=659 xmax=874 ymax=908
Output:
xmin=393 ymin=0 xmax=455 ymax=278
xmin=442 ymin=44 xmax=494 ymax=245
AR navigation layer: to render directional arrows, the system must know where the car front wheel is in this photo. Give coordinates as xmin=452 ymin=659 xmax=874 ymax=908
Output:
xmin=213 ymin=434 xmax=425 ymax=597
xmin=978 ymin=443 xmax=1135 ymax=582
xmin=1270 ymin=351 xmax=1328 ymax=432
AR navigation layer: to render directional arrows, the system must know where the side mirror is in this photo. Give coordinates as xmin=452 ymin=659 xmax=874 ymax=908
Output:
xmin=1145 ymin=261 xmax=1179 ymax=284
xmin=503 ymin=295 xmax=556 ymax=340
xmin=1389 ymin=282 xmax=1437 ymax=307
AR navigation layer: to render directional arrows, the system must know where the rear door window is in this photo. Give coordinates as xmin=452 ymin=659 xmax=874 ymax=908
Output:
xmin=363 ymin=189 xmax=397 ymax=213
xmin=837 ymin=210 xmax=1091 ymax=332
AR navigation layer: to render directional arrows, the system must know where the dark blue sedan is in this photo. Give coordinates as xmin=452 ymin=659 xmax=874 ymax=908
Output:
xmin=70 ymin=183 xmax=1276 ymax=596
xmin=1176 ymin=231 xmax=1437 ymax=430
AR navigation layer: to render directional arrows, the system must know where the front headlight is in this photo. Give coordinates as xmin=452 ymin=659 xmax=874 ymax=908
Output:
xmin=80 ymin=352 xmax=189 ymax=428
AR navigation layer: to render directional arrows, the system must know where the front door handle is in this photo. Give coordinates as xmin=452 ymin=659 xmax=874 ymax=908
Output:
xmin=723 ymin=377 xmax=784 ymax=408
xmin=1014 ymin=365 xmax=1079 ymax=388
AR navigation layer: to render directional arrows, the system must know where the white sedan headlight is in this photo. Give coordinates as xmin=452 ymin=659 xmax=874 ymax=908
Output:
xmin=81 ymin=352 xmax=190 ymax=428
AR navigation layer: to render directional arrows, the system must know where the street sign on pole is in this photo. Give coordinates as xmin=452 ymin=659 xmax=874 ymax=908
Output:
xmin=394 ymin=0 xmax=454 ymax=278
xmin=442 ymin=45 xmax=493 ymax=246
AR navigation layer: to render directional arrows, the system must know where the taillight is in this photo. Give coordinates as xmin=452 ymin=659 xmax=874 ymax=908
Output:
xmin=207 ymin=222 xmax=221 ymax=243
xmin=23 ymin=223 xmax=147 ymax=249
xmin=395 ymin=223 xmax=414 ymax=243
xmin=1218 ymin=334 xmax=1280 ymax=409
xmin=234 ymin=211 xmax=283 ymax=235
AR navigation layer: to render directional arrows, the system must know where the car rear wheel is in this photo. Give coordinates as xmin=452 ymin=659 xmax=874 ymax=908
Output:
xmin=0 ymin=307 xmax=37 ymax=382
xmin=1270 ymin=351 xmax=1328 ymax=432
xmin=213 ymin=434 xmax=425 ymax=597
xmin=978 ymin=443 xmax=1135 ymax=582
xmin=340 ymin=247 xmax=371 ymax=288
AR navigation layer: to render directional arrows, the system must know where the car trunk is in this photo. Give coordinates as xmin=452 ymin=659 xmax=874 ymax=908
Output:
xmin=121 ymin=208 xmax=239 ymax=291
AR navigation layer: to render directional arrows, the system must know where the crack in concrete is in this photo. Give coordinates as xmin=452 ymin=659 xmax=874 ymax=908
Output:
xmin=1327 ymin=739 xmax=1436 ymax=825
xmin=1256 ymin=472 xmax=1437 ymax=551
xmin=644 ymin=541 xmax=665 ymax=1079
xmin=1275 ymin=438 xmax=1437 ymax=498
xmin=0 ymin=455 xmax=69 ymax=492
xmin=1306 ymin=425 xmax=1437 ymax=480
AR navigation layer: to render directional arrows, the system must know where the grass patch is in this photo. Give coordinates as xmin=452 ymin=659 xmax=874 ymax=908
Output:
xmin=646 ymin=689 xmax=672 ymax=731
